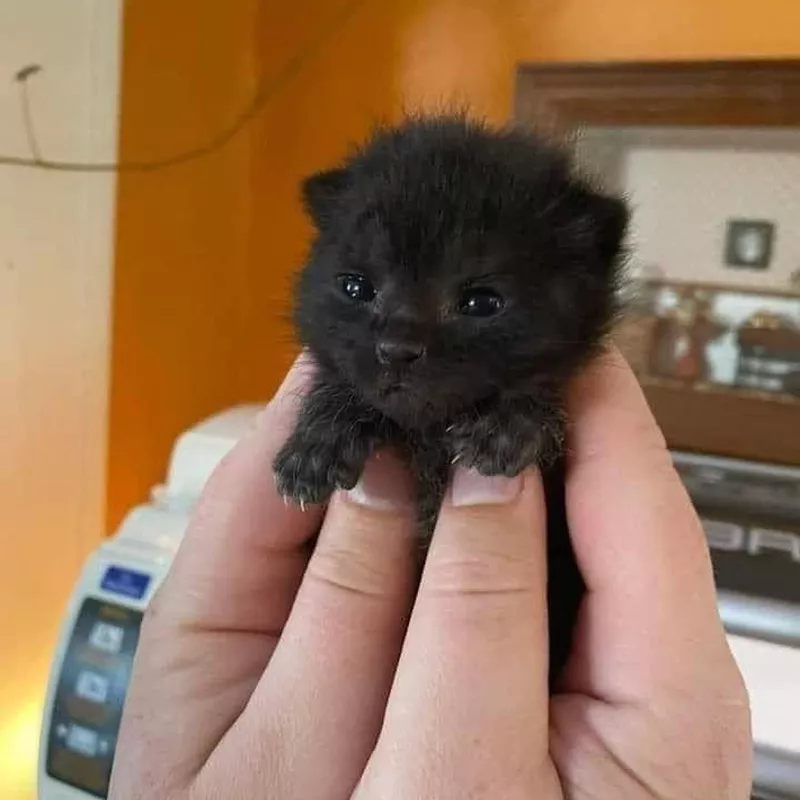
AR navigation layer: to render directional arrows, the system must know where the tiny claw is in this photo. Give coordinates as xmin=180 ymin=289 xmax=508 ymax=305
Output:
xmin=451 ymin=454 xmax=461 ymax=465
xmin=299 ymin=499 xmax=306 ymax=512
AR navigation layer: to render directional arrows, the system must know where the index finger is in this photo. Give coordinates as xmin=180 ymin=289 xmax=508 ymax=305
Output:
xmin=153 ymin=354 xmax=322 ymax=635
xmin=562 ymin=349 xmax=729 ymax=698
xmin=116 ymin=356 xmax=324 ymax=789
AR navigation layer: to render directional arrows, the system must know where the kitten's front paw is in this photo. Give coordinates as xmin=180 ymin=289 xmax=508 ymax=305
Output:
xmin=447 ymin=412 xmax=563 ymax=477
xmin=273 ymin=437 xmax=363 ymax=507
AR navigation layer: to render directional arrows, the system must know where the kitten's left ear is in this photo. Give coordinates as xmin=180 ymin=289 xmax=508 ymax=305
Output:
xmin=301 ymin=167 xmax=351 ymax=228
xmin=570 ymin=185 xmax=630 ymax=264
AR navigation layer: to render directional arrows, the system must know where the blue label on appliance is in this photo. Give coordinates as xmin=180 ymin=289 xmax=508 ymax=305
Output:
xmin=100 ymin=566 xmax=152 ymax=601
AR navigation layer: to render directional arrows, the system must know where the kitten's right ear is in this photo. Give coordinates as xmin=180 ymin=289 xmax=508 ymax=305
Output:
xmin=301 ymin=167 xmax=351 ymax=228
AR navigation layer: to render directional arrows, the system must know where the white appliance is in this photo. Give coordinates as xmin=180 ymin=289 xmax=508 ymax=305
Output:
xmin=37 ymin=415 xmax=800 ymax=799
xmin=37 ymin=404 xmax=263 ymax=800
xmin=673 ymin=451 xmax=800 ymax=799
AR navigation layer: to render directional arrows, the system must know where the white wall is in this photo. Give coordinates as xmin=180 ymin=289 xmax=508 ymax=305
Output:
xmin=627 ymin=146 xmax=800 ymax=290
xmin=0 ymin=2 xmax=122 ymax=797
xmin=580 ymin=127 xmax=800 ymax=292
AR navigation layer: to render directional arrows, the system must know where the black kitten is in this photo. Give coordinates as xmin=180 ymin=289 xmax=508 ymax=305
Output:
xmin=274 ymin=114 xmax=629 ymax=683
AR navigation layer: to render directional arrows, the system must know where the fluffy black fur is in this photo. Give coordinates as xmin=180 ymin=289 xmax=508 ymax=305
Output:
xmin=274 ymin=114 xmax=629 ymax=685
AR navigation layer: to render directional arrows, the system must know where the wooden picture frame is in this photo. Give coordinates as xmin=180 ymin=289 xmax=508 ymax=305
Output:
xmin=514 ymin=59 xmax=800 ymax=466
xmin=515 ymin=59 xmax=800 ymax=132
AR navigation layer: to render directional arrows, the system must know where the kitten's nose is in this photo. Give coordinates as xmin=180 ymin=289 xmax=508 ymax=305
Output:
xmin=376 ymin=340 xmax=426 ymax=366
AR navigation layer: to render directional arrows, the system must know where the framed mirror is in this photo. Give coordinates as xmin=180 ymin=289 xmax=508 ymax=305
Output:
xmin=515 ymin=60 xmax=800 ymax=466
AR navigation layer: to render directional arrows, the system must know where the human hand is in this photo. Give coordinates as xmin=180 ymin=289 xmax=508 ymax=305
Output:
xmin=110 ymin=352 xmax=751 ymax=799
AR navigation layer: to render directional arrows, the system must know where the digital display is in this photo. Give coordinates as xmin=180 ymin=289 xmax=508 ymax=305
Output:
xmin=100 ymin=566 xmax=152 ymax=601
xmin=46 ymin=598 xmax=143 ymax=797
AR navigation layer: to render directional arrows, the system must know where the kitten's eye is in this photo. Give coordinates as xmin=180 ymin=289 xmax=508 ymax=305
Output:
xmin=458 ymin=287 xmax=504 ymax=318
xmin=338 ymin=273 xmax=376 ymax=303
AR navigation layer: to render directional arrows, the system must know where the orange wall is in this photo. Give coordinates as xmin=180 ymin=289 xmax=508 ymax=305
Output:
xmin=526 ymin=0 xmax=800 ymax=62
xmin=107 ymin=0 xmax=260 ymax=530
xmin=108 ymin=0 xmax=800 ymax=530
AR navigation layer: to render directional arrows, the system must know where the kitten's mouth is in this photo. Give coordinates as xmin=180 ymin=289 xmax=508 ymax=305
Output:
xmin=375 ymin=367 xmax=412 ymax=392
xmin=371 ymin=376 xmax=420 ymax=420
xmin=381 ymin=379 xmax=409 ymax=394
xmin=377 ymin=384 xmax=411 ymax=406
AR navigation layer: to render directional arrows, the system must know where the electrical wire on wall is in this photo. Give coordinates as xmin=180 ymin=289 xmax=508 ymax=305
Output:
xmin=0 ymin=0 xmax=366 ymax=174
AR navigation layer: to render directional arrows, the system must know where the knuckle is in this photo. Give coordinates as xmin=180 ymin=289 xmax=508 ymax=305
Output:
xmin=308 ymin=537 xmax=398 ymax=599
xmin=424 ymin=550 xmax=535 ymax=599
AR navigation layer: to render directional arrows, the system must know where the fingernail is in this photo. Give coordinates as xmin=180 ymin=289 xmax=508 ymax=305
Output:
xmin=346 ymin=452 xmax=415 ymax=511
xmin=450 ymin=467 xmax=523 ymax=507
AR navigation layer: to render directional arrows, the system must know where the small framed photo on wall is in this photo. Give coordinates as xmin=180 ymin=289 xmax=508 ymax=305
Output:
xmin=724 ymin=219 xmax=775 ymax=270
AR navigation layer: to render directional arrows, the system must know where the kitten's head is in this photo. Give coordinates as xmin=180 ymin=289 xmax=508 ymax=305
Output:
xmin=293 ymin=115 xmax=629 ymax=428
